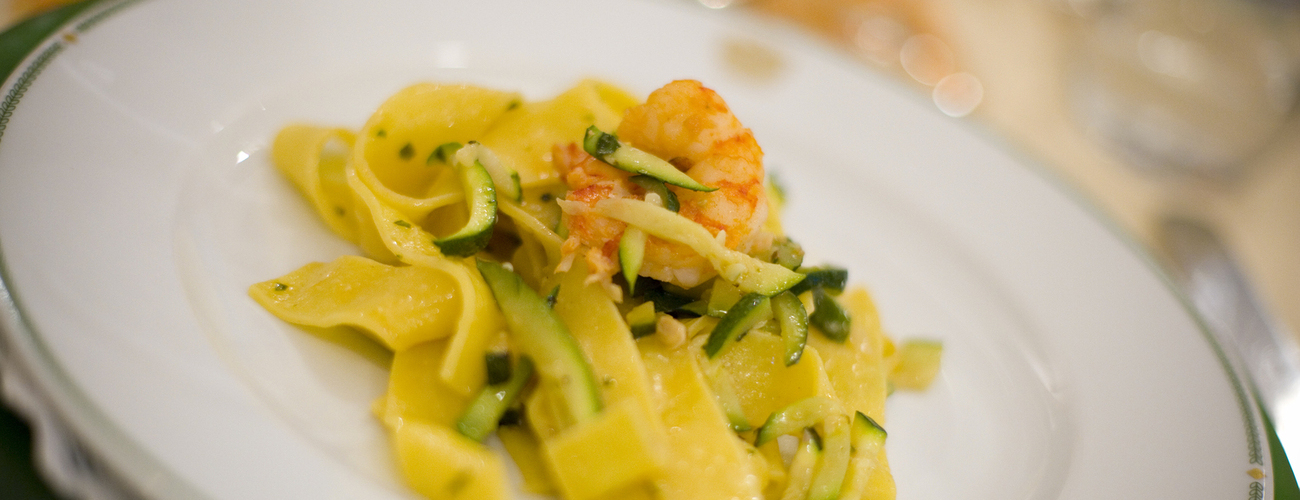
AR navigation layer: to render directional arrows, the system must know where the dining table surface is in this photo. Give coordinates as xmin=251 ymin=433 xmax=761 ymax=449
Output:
xmin=0 ymin=0 xmax=1296 ymax=498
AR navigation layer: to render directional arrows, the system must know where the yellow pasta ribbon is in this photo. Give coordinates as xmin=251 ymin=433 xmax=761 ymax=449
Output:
xmin=271 ymin=125 xmax=359 ymax=241
xmin=806 ymin=286 xmax=896 ymax=500
xmin=247 ymin=255 xmax=459 ymax=351
xmin=393 ymin=420 xmax=507 ymax=500
xmin=352 ymin=83 xmax=520 ymax=220
xmin=376 ymin=339 xmax=470 ymax=430
xmin=479 ymin=79 xmax=637 ymax=187
xmin=549 ymin=262 xmax=660 ymax=416
xmin=636 ymin=337 xmax=765 ymax=500
xmin=499 ymin=200 xmax=564 ymax=265
xmin=709 ymin=330 xmax=832 ymax=429
xmin=346 ymin=166 xmax=504 ymax=395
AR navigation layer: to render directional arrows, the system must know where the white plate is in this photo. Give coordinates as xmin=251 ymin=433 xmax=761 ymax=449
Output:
xmin=0 ymin=0 xmax=1273 ymax=499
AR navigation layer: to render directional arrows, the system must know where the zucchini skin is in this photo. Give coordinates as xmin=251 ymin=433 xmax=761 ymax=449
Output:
xmin=593 ymin=198 xmax=805 ymax=296
xmin=434 ymin=161 xmax=497 ymax=257
xmin=703 ymin=293 xmax=771 ymax=358
xmin=852 ymin=411 xmax=887 ymax=443
xmin=456 ymin=356 xmax=535 ymax=441
xmin=484 ymin=351 xmax=512 ymax=385
xmin=582 ymin=126 xmax=716 ymax=192
xmin=635 ymin=279 xmax=698 ymax=317
xmin=476 ymin=260 xmax=602 ymax=425
xmin=464 ymin=142 xmax=523 ymax=203
xmin=769 ymin=237 xmax=805 ymax=270
xmin=771 ymin=290 xmax=809 ymax=366
xmin=619 ymin=227 xmax=647 ymax=293
xmin=428 ymin=141 xmax=462 ymax=164
xmin=781 ymin=428 xmax=822 ymax=500
xmin=754 ymin=396 xmax=844 ymax=447
xmin=625 ymin=301 xmax=658 ymax=339
xmin=789 ymin=266 xmax=848 ymax=296
xmin=809 ymin=414 xmax=852 ymax=500
xmin=839 ymin=411 xmax=888 ymax=500
xmin=628 ymin=175 xmax=680 ymax=213
xmin=809 ymin=287 xmax=851 ymax=342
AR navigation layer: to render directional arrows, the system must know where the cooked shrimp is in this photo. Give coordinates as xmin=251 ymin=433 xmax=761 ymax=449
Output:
xmin=556 ymin=80 xmax=771 ymax=290
xmin=553 ymin=142 xmax=629 ymax=285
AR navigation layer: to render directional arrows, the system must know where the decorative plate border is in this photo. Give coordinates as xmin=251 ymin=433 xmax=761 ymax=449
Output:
xmin=0 ymin=2 xmax=212 ymax=499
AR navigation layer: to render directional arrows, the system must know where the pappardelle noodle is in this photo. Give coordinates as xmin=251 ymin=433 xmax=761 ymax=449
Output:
xmin=251 ymin=79 xmax=941 ymax=500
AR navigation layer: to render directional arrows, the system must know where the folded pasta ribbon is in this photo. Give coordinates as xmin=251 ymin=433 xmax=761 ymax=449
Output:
xmin=271 ymin=125 xmax=358 ymax=241
xmin=351 ymin=83 xmax=521 ymax=222
xmin=248 ymin=255 xmax=461 ymax=351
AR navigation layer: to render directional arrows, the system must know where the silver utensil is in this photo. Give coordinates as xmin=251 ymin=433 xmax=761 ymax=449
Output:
xmin=1159 ymin=216 xmax=1300 ymax=465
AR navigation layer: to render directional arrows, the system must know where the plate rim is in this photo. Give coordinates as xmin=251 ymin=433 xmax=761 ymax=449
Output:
xmin=0 ymin=1 xmax=216 ymax=498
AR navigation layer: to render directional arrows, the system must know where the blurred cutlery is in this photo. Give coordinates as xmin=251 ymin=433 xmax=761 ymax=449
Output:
xmin=1159 ymin=216 xmax=1299 ymax=466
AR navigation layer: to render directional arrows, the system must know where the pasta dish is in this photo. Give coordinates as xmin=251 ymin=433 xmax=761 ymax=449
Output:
xmin=249 ymin=79 xmax=940 ymax=500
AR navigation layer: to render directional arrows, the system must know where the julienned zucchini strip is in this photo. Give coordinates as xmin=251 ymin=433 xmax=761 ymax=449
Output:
xmin=457 ymin=141 xmax=523 ymax=203
xmin=628 ymin=175 xmax=680 ymax=213
xmin=433 ymin=159 xmax=497 ymax=257
xmin=839 ymin=412 xmax=888 ymax=500
xmin=430 ymin=141 xmax=530 ymax=257
xmin=809 ymin=287 xmax=851 ymax=343
xmin=619 ymin=227 xmax=648 ymax=293
xmin=783 ymin=428 xmax=822 ymax=500
xmin=477 ymin=260 xmax=602 ymax=427
xmin=591 ymin=197 xmax=804 ymax=296
xmin=808 ymin=414 xmax=852 ymax=500
xmin=582 ymin=126 xmax=715 ymax=192
xmin=457 ymin=356 xmax=535 ymax=441
xmin=754 ymin=398 xmax=889 ymax=500
xmin=754 ymin=396 xmax=845 ymax=447
xmin=772 ymin=290 xmax=809 ymax=366
xmin=789 ymin=266 xmax=848 ymax=296
xmin=704 ymin=293 xmax=771 ymax=358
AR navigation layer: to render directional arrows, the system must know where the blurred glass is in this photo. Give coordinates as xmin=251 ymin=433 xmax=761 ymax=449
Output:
xmin=749 ymin=0 xmax=985 ymax=116
xmin=1064 ymin=0 xmax=1300 ymax=180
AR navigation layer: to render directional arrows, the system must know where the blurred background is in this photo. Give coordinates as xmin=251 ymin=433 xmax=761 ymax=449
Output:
xmin=1 ymin=0 xmax=1298 ymax=497
xmin=743 ymin=0 xmax=1300 ymax=350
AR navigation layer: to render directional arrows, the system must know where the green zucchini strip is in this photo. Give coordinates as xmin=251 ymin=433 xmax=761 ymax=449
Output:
xmin=625 ymin=301 xmax=657 ymax=339
xmin=477 ymin=261 xmax=602 ymax=427
xmin=484 ymin=351 xmax=512 ymax=385
xmin=769 ymin=237 xmax=805 ymax=270
xmin=754 ymin=396 xmax=846 ymax=447
xmin=706 ymin=279 xmax=743 ymax=318
xmin=702 ymin=363 xmax=753 ymax=432
xmin=789 ymin=266 xmax=849 ymax=296
xmin=809 ymin=287 xmax=851 ymax=342
xmin=456 ymin=356 xmax=535 ymax=441
xmin=782 ymin=429 xmax=822 ymax=500
xmin=619 ymin=227 xmax=648 ymax=293
xmin=771 ymin=290 xmax=809 ymax=366
xmin=582 ymin=126 xmax=716 ymax=192
xmin=432 ymin=160 xmax=497 ymax=257
xmin=628 ymin=174 xmax=681 ymax=213
xmin=704 ymin=293 xmax=772 ymax=358
xmin=839 ymin=412 xmax=888 ymax=500
xmin=459 ymin=142 xmax=523 ymax=202
xmin=591 ymin=198 xmax=804 ymax=295
xmin=808 ymin=414 xmax=852 ymax=500
xmin=428 ymin=141 xmax=463 ymax=165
